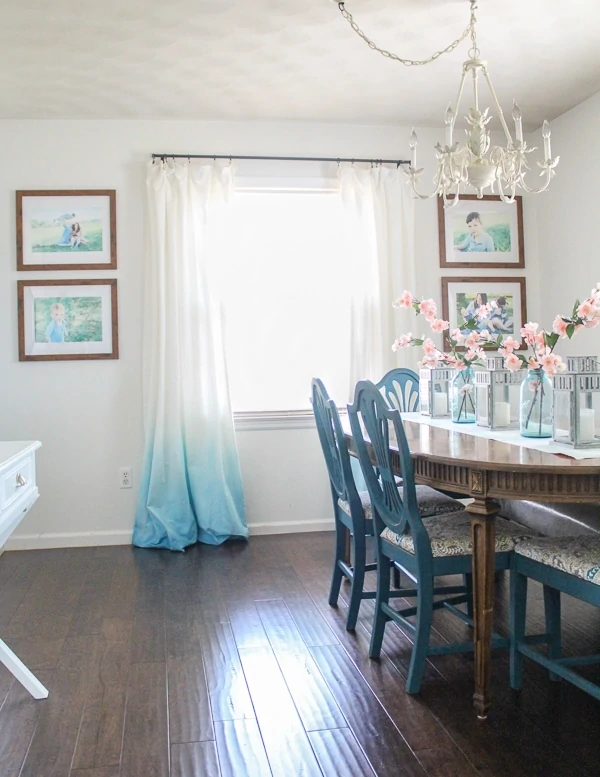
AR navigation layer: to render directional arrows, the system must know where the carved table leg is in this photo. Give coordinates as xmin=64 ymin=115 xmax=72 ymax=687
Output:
xmin=467 ymin=497 xmax=500 ymax=719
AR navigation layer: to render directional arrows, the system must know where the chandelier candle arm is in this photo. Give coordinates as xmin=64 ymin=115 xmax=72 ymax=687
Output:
xmin=335 ymin=0 xmax=559 ymax=206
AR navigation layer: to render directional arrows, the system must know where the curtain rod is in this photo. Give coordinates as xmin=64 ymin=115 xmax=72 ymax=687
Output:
xmin=151 ymin=153 xmax=410 ymax=166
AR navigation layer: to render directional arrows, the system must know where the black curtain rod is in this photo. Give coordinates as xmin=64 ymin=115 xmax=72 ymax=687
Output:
xmin=151 ymin=153 xmax=410 ymax=166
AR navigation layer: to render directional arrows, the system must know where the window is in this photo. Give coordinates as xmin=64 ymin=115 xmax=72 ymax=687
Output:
xmin=220 ymin=186 xmax=354 ymax=412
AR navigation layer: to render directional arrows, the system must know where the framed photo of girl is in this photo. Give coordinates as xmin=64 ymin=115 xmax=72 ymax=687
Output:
xmin=18 ymin=279 xmax=119 ymax=361
xmin=16 ymin=190 xmax=117 ymax=271
xmin=441 ymin=277 xmax=528 ymax=351
xmin=438 ymin=194 xmax=524 ymax=268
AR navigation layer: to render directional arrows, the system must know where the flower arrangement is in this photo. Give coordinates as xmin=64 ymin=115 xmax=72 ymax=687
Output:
xmin=392 ymin=283 xmax=600 ymax=375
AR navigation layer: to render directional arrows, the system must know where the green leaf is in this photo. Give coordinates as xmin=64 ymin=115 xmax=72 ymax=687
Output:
xmin=572 ymin=299 xmax=580 ymax=317
xmin=412 ymin=338 xmax=424 ymax=346
xmin=566 ymin=323 xmax=575 ymax=339
xmin=544 ymin=331 xmax=559 ymax=350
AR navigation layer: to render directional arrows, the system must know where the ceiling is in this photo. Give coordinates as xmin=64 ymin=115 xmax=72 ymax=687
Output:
xmin=2 ymin=0 xmax=599 ymax=128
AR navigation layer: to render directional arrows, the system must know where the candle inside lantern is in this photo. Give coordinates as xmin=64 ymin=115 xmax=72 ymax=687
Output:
xmin=494 ymin=401 xmax=511 ymax=427
xmin=434 ymin=391 xmax=448 ymax=416
xmin=512 ymin=101 xmax=523 ymax=143
xmin=579 ymin=408 xmax=596 ymax=442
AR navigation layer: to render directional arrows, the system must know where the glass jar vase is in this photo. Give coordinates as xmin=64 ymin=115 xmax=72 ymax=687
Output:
xmin=520 ymin=368 xmax=553 ymax=438
xmin=450 ymin=366 xmax=476 ymax=423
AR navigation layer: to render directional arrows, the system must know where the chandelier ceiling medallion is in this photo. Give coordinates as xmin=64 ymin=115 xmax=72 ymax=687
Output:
xmin=335 ymin=0 xmax=559 ymax=207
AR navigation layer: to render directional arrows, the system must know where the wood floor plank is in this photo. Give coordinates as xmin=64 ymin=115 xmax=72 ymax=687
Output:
xmin=120 ymin=661 xmax=169 ymax=777
xmin=309 ymin=644 xmax=427 ymax=777
xmin=0 ymin=670 xmax=51 ymax=777
xmin=18 ymin=636 xmax=100 ymax=777
xmin=214 ymin=719 xmax=272 ymax=777
xmin=237 ymin=645 xmax=323 ymax=777
xmin=69 ymin=558 xmax=115 ymax=636
xmin=71 ymin=769 xmax=120 ymax=777
xmin=255 ymin=599 xmax=346 ymax=732
xmin=171 ymin=742 xmax=221 ymax=777
xmin=0 ymin=551 xmax=43 ymax=631
xmin=308 ymin=728 xmax=377 ymax=777
xmin=130 ymin=553 xmax=166 ymax=664
xmin=200 ymin=618 xmax=255 ymax=721
xmin=168 ymin=657 xmax=213 ymax=744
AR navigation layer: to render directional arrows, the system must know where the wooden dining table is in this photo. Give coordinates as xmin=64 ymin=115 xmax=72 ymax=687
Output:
xmin=342 ymin=413 xmax=600 ymax=719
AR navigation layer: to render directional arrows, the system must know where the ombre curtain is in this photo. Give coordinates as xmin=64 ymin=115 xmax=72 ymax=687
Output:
xmin=133 ymin=160 xmax=248 ymax=551
xmin=339 ymin=163 xmax=418 ymax=399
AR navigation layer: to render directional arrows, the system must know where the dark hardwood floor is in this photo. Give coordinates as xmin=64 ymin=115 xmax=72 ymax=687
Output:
xmin=0 ymin=533 xmax=599 ymax=776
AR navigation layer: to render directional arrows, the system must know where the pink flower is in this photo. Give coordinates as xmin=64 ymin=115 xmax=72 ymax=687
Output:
xmin=392 ymin=333 xmax=413 ymax=351
xmin=464 ymin=332 xmax=481 ymax=350
xmin=421 ymin=354 xmax=441 ymax=369
xmin=527 ymin=356 xmax=541 ymax=369
xmin=476 ymin=303 xmax=493 ymax=319
xmin=430 ymin=318 xmax=450 ymax=333
xmin=465 ymin=347 xmax=486 ymax=362
xmin=393 ymin=290 xmax=414 ymax=309
xmin=502 ymin=335 xmax=521 ymax=352
xmin=451 ymin=328 xmax=465 ymax=344
xmin=540 ymin=352 xmax=566 ymax=375
xmin=577 ymin=300 xmax=598 ymax=319
xmin=552 ymin=315 xmax=569 ymax=338
xmin=418 ymin=299 xmax=437 ymax=320
xmin=521 ymin=322 xmax=539 ymax=346
xmin=584 ymin=316 xmax=600 ymax=329
xmin=422 ymin=338 xmax=437 ymax=356
xmin=504 ymin=352 xmax=522 ymax=371
xmin=454 ymin=360 xmax=466 ymax=371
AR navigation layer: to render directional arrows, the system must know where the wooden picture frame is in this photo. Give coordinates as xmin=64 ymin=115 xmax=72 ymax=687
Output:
xmin=441 ymin=276 xmax=528 ymax=351
xmin=438 ymin=195 xmax=524 ymax=269
xmin=18 ymin=279 xmax=119 ymax=361
xmin=16 ymin=190 xmax=117 ymax=271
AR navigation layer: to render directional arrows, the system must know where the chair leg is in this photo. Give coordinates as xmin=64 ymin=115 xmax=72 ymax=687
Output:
xmin=369 ymin=549 xmax=391 ymax=659
xmin=510 ymin=567 xmax=527 ymax=691
xmin=406 ymin=575 xmax=434 ymax=695
xmin=346 ymin=532 xmax=366 ymax=631
xmin=392 ymin=565 xmax=401 ymax=589
xmin=464 ymin=572 xmax=474 ymax=619
xmin=543 ymin=585 xmax=562 ymax=682
xmin=328 ymin=519 xmax=346 ymax=608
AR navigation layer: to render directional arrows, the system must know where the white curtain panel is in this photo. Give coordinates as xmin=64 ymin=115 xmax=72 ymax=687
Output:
xmin=339 ymin=163 xmax=418 ymax=399
xmin=133 ymin=160 xmax=248 ymax=551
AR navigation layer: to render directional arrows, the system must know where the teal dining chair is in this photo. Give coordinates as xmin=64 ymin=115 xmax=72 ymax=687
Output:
xmin=347 ymin=379 xmax=532 ymax=693
xmin=376 ymin=367 xmax=420 ymax=413
xmin=510 ymin=535 xmax=600 ymax=701
xmin=311 ymin=378 xmax=466 ymax=631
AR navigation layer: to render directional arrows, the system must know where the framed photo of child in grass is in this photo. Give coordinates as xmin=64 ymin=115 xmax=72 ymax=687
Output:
xmin=18 ymin=279 xmax=119 ymax=361
xmin=438 ymin=195 xmax=524 ymax=268
xmin=441 ymin=277 xmax=527 ymax=351
xmin=16 ymin=190 xmax=117 ymax=270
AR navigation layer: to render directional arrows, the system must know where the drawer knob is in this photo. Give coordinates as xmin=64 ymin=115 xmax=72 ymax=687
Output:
xmin=16 ymin=473 xmax=27 ymax=488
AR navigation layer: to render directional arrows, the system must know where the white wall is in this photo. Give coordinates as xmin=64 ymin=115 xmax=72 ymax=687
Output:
xmin=0 ymin=118 xmax=542 ymax=549
xmin=528 ymin=91 xmax=600 ymax=357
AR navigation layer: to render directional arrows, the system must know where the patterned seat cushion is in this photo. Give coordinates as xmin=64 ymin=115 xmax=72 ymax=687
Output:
xmin=381 ymin=512 xmax=532 ymax=557
xmin=515 ymin=536 xmax=600 ymax=586
xmin=338 ymin=486 xmax=464 ymax=522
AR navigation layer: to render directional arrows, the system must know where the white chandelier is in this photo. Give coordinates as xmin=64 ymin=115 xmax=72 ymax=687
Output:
xmin=336 ymin=0 xmax=559 ymax=206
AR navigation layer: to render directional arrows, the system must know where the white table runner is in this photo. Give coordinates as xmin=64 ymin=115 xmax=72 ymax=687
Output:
xmin=402 ymin=413 xmax=600 ymax=461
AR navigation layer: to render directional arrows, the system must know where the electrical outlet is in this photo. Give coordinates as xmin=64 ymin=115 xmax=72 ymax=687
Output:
xmin=119 ymin=467 xmax=132 ymax=489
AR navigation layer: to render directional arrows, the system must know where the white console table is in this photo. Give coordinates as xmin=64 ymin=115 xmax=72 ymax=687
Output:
xmin=0 ymin=441 xmax=48 ymax=699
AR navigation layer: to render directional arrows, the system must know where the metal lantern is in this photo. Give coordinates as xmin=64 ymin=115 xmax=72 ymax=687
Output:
xmin=419 ymin=367 xmax=454 ymax=418
xmin=475 ymin=356 xmax=524 ymax=430
xmin=552 ymin=356 xmax=600 ymax=448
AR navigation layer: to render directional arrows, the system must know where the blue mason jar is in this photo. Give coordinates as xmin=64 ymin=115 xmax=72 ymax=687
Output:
xmin=520 ymin=367 xmax=553 ymax=438
xmin=450 ymin=366 xmax=476 ymax=423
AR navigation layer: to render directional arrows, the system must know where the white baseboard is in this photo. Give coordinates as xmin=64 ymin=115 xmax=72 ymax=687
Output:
xmin=4 ymin=530 xmax=132 ymax=551
xmin=247 ymin=519 xmax=334 ymax=535
xmin=3 ymin=521 xmax=334 ymax=550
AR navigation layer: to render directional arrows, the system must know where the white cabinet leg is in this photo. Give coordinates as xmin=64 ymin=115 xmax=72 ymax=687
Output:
xmin=0 ymin=638 xmax=49 ymax=699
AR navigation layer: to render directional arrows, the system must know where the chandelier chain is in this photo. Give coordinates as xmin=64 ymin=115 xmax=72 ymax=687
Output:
xmin=336 ymin=1 xmax=477 ymax=68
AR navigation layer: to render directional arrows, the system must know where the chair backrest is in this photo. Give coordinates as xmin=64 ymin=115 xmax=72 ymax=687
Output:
xmin=348 ymin=380 xmax=432 ymax=562
xmin=311 ymin=378 xmax=362 ymax=511
xmin=376 ymin=368 xmax=420 ymax=413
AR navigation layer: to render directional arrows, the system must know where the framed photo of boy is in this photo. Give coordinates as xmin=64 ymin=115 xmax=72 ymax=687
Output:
xmin=18 ymin=279 xmax=119 ymax=361
xmin=441 ymin=276 xmax=527 ymax=351
xmin=16 ymin=190 xmax=117 ymax=271
xmin=438 ymin=195 xmax=524 ymax=268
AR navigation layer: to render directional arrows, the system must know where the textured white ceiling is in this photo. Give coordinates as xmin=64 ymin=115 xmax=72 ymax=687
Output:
xmin=1 ymin=0 xmax=599 ymax=128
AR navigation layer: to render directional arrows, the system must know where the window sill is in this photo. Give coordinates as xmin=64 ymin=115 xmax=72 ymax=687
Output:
xmin=234 ymin=409 xmax=316 ymax=431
